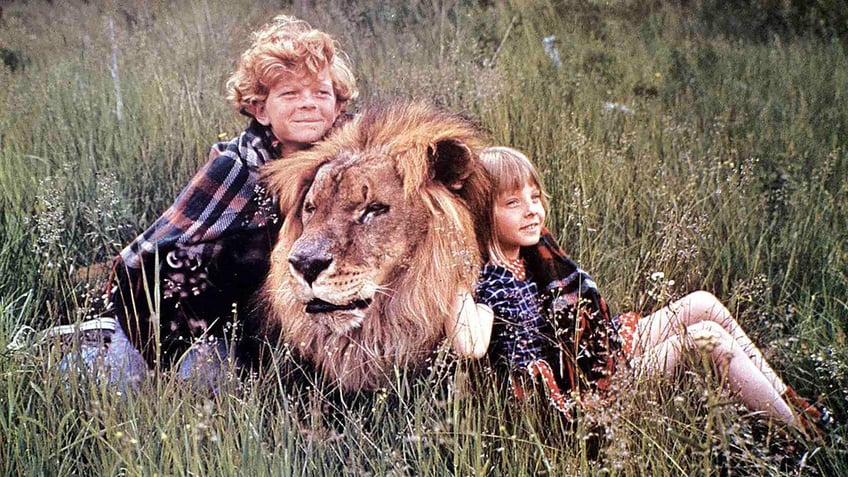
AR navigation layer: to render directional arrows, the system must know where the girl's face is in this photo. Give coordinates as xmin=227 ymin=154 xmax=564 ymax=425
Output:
xmin=493 ymin=180 xmax=546 ymax=260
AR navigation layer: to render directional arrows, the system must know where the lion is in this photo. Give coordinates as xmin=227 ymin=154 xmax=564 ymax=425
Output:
xmin=259 ymin=102 xmax=490 ymax=391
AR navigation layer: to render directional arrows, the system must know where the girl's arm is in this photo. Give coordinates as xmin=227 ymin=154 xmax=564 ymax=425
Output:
xmin=446 ymin=290 xmax=494 ymax=359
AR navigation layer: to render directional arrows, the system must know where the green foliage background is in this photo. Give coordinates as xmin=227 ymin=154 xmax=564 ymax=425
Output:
xmin=0 ymin=0 xmax=846 ymax=475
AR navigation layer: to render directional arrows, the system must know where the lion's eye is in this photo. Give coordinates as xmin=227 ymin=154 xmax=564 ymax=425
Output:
xmin=303 ymin=201 xmax=316 ymax=215
xmin=359 ymin=202 xmax=389 ymax=224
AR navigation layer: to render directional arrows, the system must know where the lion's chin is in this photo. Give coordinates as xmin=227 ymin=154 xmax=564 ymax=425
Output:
xmin=313 ymin=308 xmax=367 ymax=335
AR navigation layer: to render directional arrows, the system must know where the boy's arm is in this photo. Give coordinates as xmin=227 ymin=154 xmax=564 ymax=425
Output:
xmin=118 ymin=147 xmax=258 ymax=271
xmin=108 ymin=140 xmax=269 ymax=363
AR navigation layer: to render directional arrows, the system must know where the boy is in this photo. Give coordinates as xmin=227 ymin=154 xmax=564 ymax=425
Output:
xmin=109 ymin=15 xmax=358 ymax=371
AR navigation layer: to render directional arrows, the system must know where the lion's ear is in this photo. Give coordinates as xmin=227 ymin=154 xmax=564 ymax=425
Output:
xmin=428 ymin=139 xmax=475 ymax=191
xmin=427 ymin=137 xmax=491 ymax=255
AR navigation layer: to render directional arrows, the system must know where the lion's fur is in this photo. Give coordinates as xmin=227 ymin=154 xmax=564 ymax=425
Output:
xmin=260 ymin=102 xmax=489 ymax=391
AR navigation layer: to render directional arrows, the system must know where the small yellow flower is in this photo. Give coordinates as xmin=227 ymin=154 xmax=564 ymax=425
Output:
xmin=115 ymin=431 xmax=124 ymax=440
xmin=218 ymin=132 xmax=228 ymax=140
xmin=654 ymin=72 xmax=662 ymax=78
xmin=691 ymin=329 xmax=718 ymax=353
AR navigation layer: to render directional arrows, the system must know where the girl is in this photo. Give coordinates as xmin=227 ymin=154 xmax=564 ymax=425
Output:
xmin=452 ymin=146 xmax=827 ymax=439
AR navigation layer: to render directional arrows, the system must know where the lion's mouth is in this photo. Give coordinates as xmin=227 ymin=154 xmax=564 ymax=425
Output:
xmin=305 ymin=298 xmax=372 ymax=314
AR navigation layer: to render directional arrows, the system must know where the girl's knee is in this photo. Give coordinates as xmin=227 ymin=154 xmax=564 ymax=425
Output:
xmin=685 ymin=290 xmax=730 ymax=321
xmin=686 ymin=290 xmax=719 ymax=307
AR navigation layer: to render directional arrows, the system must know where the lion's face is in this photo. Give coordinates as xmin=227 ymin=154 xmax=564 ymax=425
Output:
xmin=285 ymin=152 xmax=430 ymax=333
xmin=260 ymin=102 xmax=490 ymax=391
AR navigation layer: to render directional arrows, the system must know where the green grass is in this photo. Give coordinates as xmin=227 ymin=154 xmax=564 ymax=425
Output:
xmin=1 ymin=0 xmax=846 ymax=474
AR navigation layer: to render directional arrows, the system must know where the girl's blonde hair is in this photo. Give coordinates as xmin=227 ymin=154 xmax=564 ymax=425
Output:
xmin=226 ymin=15 xmax=358 ymax=117
xmin=478 ymin=146 xmax=548 ymax=263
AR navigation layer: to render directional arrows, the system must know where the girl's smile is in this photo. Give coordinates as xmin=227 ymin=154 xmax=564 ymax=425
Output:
xmin=494 ymin=180 xmax=546 ymax=260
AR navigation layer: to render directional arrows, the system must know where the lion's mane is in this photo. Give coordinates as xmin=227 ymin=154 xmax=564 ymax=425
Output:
xmin=259 ymin=102 xmax=490 ymax=391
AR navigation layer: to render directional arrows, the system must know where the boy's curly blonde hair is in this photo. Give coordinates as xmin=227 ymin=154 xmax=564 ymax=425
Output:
xmin=226 ymin=15 xmax=358 ymax=116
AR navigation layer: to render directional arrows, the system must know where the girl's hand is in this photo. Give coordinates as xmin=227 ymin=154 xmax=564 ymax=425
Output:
xmin=446 ymin=291 xmax=494 ymax=359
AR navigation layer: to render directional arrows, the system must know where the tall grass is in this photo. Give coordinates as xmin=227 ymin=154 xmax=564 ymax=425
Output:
xmin=1 ymin=0 xmax=846 ymax=474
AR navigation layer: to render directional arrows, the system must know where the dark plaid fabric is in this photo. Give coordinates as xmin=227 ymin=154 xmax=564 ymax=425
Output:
xmin=476 ymin=264 xmax=550 ymax=372
xmin=107 ymin=119 xmax=283 ymax=365
xmin=483 ymin=228 xmax=621 ymax=394
xmin=117 ymin=119 xmax=281 ymax=272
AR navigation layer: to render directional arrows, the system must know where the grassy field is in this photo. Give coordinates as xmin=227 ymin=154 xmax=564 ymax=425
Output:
xmin=1 ymin=0 xmax=846 ymax=474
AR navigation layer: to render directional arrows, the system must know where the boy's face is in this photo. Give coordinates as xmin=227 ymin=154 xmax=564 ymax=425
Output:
xmin=494 ymin=180 xmax=546 ymax=259
xmin=250 ymin=67 xmax=343 ymax=156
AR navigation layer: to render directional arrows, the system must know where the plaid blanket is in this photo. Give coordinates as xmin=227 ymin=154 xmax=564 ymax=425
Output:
xmin=108 ymin=119 xmax=283 ymax=364
xmin=117 ymin=119 xmax=280 ymax=271
xmin=476 ymin=264 xmax=550 ymax=370
xmin=481 ymin=228 xmax=620 ymax=394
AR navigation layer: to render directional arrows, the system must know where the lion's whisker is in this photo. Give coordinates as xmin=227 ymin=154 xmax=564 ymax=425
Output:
xmin=371 ymin=285 xmax=396 ymax=300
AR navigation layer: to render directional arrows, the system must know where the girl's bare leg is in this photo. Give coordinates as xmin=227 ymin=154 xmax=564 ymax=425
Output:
xmin=632 ymin=290 xmax=787 ymax=395
xmin=637 ymin=321 xmax=797 ymax=427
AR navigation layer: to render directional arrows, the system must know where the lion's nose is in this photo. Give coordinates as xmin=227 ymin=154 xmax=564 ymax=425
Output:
xmin=288 ymin=252 xmax=333 ymax=286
